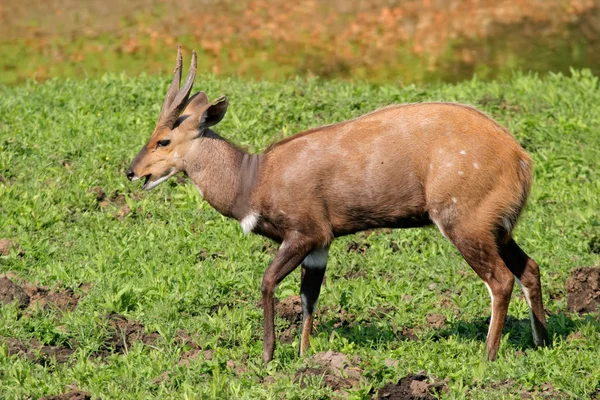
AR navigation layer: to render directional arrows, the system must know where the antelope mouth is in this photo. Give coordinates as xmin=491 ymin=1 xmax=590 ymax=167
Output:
xmin=142 ymin=168 xmax=178 ymax=191
xmin=142 ymin=174 xmax=151 ymax=188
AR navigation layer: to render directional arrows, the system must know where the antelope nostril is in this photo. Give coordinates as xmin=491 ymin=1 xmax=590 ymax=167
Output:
xmin=126 ymin=169 xmax=135 ymax=181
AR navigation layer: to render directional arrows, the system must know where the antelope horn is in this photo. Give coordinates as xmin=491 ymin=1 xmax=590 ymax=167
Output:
xmin=158 ymin=48 xmax=197 ymax=129
xmin=159 ymin=44 xmax=182 ymax=118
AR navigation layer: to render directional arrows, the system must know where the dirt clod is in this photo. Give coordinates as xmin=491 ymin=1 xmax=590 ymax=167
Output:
xmin=36 ymin=341 xmax=76 ymax=364
xmin=4 ymin=337 xmax=29 ymax=356
xmin=226 ymin=359 xmax=248 ymax=374
xmin=0 ymin=277 xmax=30 ymax=308
xmin=375 ymin=374 xmax=448 ymax=399
xmin=0 ymin=238 xmax=24 ymax=257
xmin=31 ymin=288 xmax=79 ymax=312
xmin=276 ymin=296 xmax=303 ymax=344
xmin=566 ymin=267 xmax=600 ymax=313
xmin=277 ymin=295 xmax=302 ymax=324
xmin=114 ymin=204 xmax=131 ymax=220
xmin=385 ymin=358 xmax=399 ymax=368
xmin=89 ymin=186 xmax=106 ymax=202
xmin=296 ymin=367 xmax=353 ymax=391
xmin=101 ymin=313 xmax=159 ymax=355
xmin=400 ymin=327 xmax=418 ymax=341
xmin=426 ymin=314 xmax=446 ymax=329
xmin=566 ymin=331 xmax=584 ymax=342
xmin=295 ymin=350 xmax=362 ymax=391
xmin=346 ymin=240 xmax=370 ymax=254
xmin=263 ymin=375 xmax=277 ymax=385
xmin=0 ymin=275 xmax=81 ymax=312
xmin=2 ymin=337 xmax=75 ymax=365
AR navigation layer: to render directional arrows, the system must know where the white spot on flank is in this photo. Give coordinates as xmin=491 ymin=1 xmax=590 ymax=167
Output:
xmin=460 ymin=150 xmax=467 ymax=155
xmin=458 ymin=170 xmax=464 ymax=176
xmin=240 ymin=212 xmax=259 ymax=234
xmin=429 ymin=163 xmax=433 ymax=170
xmin=473 ymin=162 xmax=479 ymax=169
xmin=303 ymin=247 xmax=329 ymax=269
xmin=452 ymin=197 xmax=457 ymax=203
xmin=445 ymin=162 xmax=453 ymax=168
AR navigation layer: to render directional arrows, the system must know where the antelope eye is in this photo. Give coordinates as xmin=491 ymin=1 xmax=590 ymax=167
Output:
xmin=157 ymin=139 xmax=171 ymax=148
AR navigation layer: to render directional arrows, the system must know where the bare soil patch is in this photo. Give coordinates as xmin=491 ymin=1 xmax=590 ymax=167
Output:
xmin=258 ymin=295 xmax=303 ymax=344
xmin=426 ymin=313 xmax=446 ymax=329
xmin=174 ymin=329 xmax=214 ymax=366
xmin=277 ymin=295 xmax=303 ymax=324
xmin=295 ymin=350 xmax=362 ymax=393
xmin=2 ymin=337 xmax=75 ymax=365
xmin=566 ymin=267 xmax=600 ymax=313
xmin=30 ymin=288 xmax=79 ymax=312
xmin=0 ymin=276 xmax=30 ymax=308
xmin=346 ymin=240 xmax=370 ymax=254
xmin=0 ymin=275 xmax=80 ymax=312
xmin=0 ymin=238 xmax=24 ymax=256
xmin=277 ymin=296 xmax=302 ymax=344
xmin=374 ymin=373 xmax=448 ymax=399
xmin=99 ymin=313 xmax=160 ymax=355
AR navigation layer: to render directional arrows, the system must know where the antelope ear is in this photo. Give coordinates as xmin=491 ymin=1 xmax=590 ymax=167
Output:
xmin=182 ymin=91 xmax=209 ymax=116
xmin=200 ymin=96 xmax=229 ymax=128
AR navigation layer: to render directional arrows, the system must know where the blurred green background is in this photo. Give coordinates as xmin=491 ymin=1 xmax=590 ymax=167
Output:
xmin=1 ymin=0 xmax=600 ymax=85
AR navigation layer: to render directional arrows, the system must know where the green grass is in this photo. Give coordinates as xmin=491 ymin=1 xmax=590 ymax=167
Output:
xmin=1 ymin=71 xmax=600 ymax=399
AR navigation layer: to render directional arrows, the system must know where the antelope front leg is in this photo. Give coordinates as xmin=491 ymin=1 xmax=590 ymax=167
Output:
xmin=261 ymin=236 xmax=314 ymax=364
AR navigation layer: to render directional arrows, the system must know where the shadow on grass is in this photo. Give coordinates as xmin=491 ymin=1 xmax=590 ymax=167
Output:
xmin=314 ymin=311 xmax=599 ymax=351
xmin=432 ymin=312 xmax=599 ymax=351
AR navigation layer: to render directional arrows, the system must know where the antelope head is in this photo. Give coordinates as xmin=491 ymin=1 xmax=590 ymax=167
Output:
xmin=126 ymin=45 xmax=229 ymax=190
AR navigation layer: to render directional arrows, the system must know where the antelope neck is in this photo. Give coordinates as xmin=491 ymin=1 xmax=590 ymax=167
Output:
xmin=232 ymin=152 xmax=262 ymax=221
xmin=184 ymin=132 xmax=262 ymax=222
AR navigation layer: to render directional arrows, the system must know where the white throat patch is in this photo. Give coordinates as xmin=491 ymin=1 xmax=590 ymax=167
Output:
xmin=240 ymin=212 xmax=259 ymax=234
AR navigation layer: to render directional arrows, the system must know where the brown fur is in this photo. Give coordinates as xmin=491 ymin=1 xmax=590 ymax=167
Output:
xmin=127 ymin=48 xmax=548 ymax=365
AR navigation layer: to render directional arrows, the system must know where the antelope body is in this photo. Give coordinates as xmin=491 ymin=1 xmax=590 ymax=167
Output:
xmin=127 ymin=47 xmax=549 ymax=363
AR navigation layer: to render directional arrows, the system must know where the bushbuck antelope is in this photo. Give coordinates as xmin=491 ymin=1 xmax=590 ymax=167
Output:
xmin=126 ymin=46 xmax=549 ymax=363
